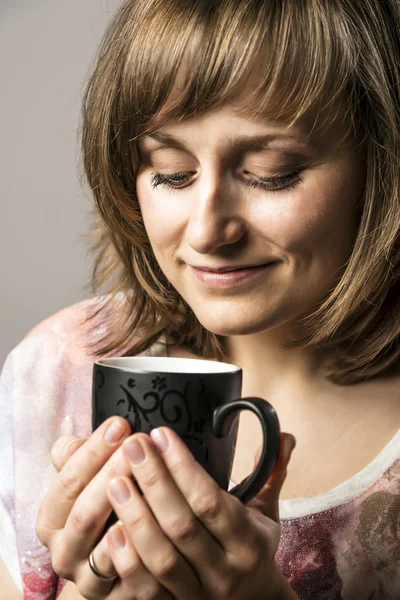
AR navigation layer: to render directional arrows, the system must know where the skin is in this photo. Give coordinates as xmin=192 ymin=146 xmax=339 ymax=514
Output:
xmin=136 ymin=104 xmax=373 ymax=502
xmin=39 ymin=419 xmax=295 ymax=600
xmin=36 ymin=102 xmax=367 ymax=599
xmin=136 ymin=105 xmax=364 ymax=345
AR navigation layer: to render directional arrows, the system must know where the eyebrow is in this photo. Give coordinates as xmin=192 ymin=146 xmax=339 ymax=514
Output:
xmin=145 ymin=131 xmax=313 ymax=153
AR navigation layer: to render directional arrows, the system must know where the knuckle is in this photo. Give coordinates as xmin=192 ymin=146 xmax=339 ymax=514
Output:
xmin=136 ymin=583 xmax=164 ymax=600
xmin=68 ymin=505 xmax=95 ymax=535
xmin=152 ymin=553 xmax=180 ymax=579
xmin=76 ymin=579 xmax=99 ymax=600
xmin=212 ymin=575 xmax=236 ymax=598
xmin=169 ymin=457 xmax=192 ymax=478
xmin=76 ymin=581 xmax=93 ymax=600
xmin=167 ymin=515 xmax=199 ymax=545
xmin=104 ymin=461 xmax=119 ymax=480
xmin=191 ymin=490 xmax=221 ymax=523
xmin=141 ymin=469 xmax=166 ymax=490
xmin=118 ymin=558 xmax=141 ymax=579
xmin=238 ymin=547 xmax=263 ymax=573
xmin=93 ymin=545 xmax=117 ymax=580
xmin=105 ymin=446 xmax=128 ymax=478
xmin=59 ymin=468 xmax=83 ymax=500
xmin=124 ymin=511 xmax=147 ymax=533
xmin=51 ymin=550 xmax=73 ymax=580
xmin=85 ymin=442 xmax=105 ymax=465
xmin=229 ymin=493 xmax=246 ymax=517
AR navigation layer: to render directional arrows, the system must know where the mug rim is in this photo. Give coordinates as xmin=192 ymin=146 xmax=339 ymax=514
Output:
xmin=95 ymin=356 xmax=241 ymax=375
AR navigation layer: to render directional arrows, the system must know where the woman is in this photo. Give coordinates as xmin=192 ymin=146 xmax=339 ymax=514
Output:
xmin=1 ymin=0 xmax=400 ymax=598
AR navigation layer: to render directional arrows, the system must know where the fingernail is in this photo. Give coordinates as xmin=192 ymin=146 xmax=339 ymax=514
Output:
xmin=104 ymin=420 xmax=125 ymax=444
xmin=64 ymin=439 xmax=83 ymax=460
xmin=109 ymin=526 xmax=126 ymax=550
xmin=110 ymin=478 xmax=132 ymax=505
xmin=124 ymin=438 xmax=146 ymax=465
xmin=150 ymin=428 xmax=169 ymax=453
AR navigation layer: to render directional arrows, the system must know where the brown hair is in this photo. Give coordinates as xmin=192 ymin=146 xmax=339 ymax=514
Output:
xmin=81 ymin=0 xmax=400 ymax=384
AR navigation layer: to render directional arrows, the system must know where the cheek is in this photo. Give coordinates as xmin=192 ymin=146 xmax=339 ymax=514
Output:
xmin=137 ymin=181 xmax=186 ymax=256
xmin=255 ymin=167 xmax=360 ymax=260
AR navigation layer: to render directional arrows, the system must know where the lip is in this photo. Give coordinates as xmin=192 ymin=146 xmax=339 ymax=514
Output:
xmin=189 ymin=262 xmax=278 ymax=288
xmin=192 ymin=263 xmax=271 ymax=273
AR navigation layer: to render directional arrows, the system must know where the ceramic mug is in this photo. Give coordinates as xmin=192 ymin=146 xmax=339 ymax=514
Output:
xmin=92 ymin=356 xmax=280 ymax=504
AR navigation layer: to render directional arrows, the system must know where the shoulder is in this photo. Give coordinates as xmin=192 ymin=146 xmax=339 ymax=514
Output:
xmin=26 ymin=299 xmax=92 ymax=336
xmin=3 ymin=297 xmax=105 ymax=370
xmin=24 ymin=297 xmax=100 ymax=347
xmin=1 ymin=298 xmax=103 ymax=420
xmin=0 ymin=298 xmax=105 ymax=442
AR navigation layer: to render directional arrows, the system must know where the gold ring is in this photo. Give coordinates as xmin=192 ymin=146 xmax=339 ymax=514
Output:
xmin=88 ymin=550 xmax=118 ymax=581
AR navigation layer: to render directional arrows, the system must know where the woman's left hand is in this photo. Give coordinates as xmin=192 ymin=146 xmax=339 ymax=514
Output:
xmin=53 ymin=427 xmax=295 ymax=600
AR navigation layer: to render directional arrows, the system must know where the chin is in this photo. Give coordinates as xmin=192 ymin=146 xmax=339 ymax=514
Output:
xmin=192 ymin=304 xmax=283 ymax=337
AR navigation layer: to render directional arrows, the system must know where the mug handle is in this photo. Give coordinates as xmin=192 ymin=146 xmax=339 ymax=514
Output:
xmin=212 ymin=397 xmax=281 ymax=504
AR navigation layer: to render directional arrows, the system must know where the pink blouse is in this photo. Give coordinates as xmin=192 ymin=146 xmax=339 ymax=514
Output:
xmin=0 ymin=299 xmax=399 ymax=599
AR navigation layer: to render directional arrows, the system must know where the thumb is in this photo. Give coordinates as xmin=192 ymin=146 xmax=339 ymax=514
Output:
xmin=246 ymin=432 xmax=296 ymax=522
xmin=50 ymin=435 xmax=86 ymax=472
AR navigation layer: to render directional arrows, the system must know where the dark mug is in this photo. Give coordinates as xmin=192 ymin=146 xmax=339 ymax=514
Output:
xmin=92 ymin=356 xmax=280 ymax=504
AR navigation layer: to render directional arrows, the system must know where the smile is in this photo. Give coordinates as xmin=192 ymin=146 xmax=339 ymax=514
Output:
xmin=189 ymin=263 xmax=278 ymax=288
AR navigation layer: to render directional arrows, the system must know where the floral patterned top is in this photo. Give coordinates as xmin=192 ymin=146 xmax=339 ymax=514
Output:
xmin=0 ymin=299 xmax=399 ymax=599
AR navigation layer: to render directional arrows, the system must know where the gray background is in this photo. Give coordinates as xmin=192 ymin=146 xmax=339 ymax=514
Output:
xmin=0 ymin=0 xmax=122 ymax=365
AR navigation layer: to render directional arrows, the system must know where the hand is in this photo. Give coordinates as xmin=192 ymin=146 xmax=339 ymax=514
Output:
xmin=36 ymin=417 xmax=135 ymax=597
xmin=49 ymin=425 xmax=296 ymax=599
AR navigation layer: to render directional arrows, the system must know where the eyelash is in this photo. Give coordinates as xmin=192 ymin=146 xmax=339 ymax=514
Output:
xmin=149 ymin=171 xmax=303 ymax=193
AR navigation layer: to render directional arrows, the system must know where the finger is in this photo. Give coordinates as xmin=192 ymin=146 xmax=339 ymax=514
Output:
xmin=121 ymin=434 xmax=227 ymax=590
xmin=247 ymin=432 xmax=296 ymax=522
xmin=36 ymin=417 xmax=131 ymax=540
xmin=72 ymin=531 xmax=118 ymax=600
xmin=88 ymin=524 xmax=118 ymax=579
xmin=107 ymin=523 xmax=174 ymax=600
xmin=51 ymin=436 xmax=86 ymax=472
xmin=148 ymin=428 xmax=258 ymax=565
xmin=107 ymin=474 xmax=203 ymax=600
xmin=59 ymin=440 xmax=135 ymax=561
xmin=254 ymin=432 xmax=296 ymax=468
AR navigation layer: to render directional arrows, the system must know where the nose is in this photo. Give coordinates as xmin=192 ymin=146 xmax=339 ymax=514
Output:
xmin=185 ymin=178 xmax=246 ymax=254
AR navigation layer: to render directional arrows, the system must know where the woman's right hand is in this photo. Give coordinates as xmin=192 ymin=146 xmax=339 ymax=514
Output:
xmin=36 ymin=417 xmax=133 ymax=597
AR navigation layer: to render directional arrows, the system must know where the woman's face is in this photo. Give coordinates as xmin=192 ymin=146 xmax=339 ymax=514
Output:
xmin=136 ymin=104 xmax=365 ymax=337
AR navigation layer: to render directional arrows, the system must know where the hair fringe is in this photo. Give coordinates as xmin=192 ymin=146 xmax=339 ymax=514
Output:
xmin=80 ymin=0 xmax=400 ymax=385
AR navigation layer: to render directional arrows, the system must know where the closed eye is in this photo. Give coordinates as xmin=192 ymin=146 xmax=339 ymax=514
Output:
xmin=150 ymin=172 xmax=194 ymax=189
xmin=149 ymin=170 xmax=303 ymax=193
xmin=244 ymin=170 xmax=303 ymax=192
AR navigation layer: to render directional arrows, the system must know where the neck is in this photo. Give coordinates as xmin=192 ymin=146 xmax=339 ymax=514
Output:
xmin=222 ymin=326 xmax=328 ymax=401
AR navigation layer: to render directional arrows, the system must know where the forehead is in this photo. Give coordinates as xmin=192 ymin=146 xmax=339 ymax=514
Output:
xmin=143 ymin=93 xmax=354 ymax=157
